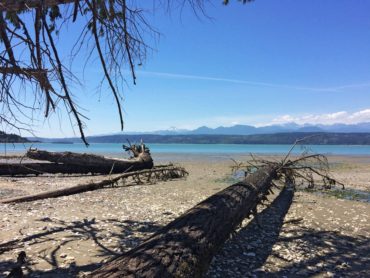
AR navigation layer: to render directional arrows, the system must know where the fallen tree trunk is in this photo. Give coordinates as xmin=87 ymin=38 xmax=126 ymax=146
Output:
xmin=89 ymin=165 xmax=279 ymax=278
xmin=0 ymin=163 xmax=135 ymax=176
xmin=0 ymin=147 xmax=154 ymax=176
xmin=26 ymin=149 xmax=153 ymax=170
xmin=0 ymin=166 xmax=188 ymax=204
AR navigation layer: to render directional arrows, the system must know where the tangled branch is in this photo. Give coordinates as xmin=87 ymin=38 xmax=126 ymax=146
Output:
xmin=231 ymin=140 xmax=344 ymax=191
xmin=0 ymin=0 xmax=209 ymax=143
xmin=0 ymin=1 xmax=160 ymax=144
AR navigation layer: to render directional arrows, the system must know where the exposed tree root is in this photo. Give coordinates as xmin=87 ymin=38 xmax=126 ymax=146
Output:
xmin=89 ymin=147 xmax=343 ymax=277
xmin=0 ymin=144 xmax=154 ymax=176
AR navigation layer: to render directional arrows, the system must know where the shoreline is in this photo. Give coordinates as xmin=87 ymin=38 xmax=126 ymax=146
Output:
xmin=0 ymin=150 xmax=370 ymax=161
xmin=2 ymin=152 xmax=370 ymax=164
xmin=1 ymin=142 xmax=370 ymax=159
xmin=0 ymin=154 xmax=369 ymax=276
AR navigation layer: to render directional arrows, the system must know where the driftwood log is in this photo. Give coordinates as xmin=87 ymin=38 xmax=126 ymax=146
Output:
xmin=89 ymin=165 xmax=279 ymax=278
xmin=0 ymin=146 xmax=153 ymax=176
xmin=0 ymin=166 xmax=188 ymax=204
xmin=26 ymin=149 xmax=153 ymax=168
xmin=0 ymin=163 xmax=124 ymax=176
xmin=86 ymin=147 xmax=340 ymax=277
xmin=27 ymin=148 xmax=153 ymax=170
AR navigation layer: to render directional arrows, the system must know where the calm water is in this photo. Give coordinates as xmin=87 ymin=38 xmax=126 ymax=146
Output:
xmin=1 ymin=143 xmax=370 ymax=157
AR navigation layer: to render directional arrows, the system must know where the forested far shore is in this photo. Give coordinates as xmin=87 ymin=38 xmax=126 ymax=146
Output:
xmin=0 ymin=132 xmax=31 ymax=143
xmin=28 ymin=132 xmax=370 ymax=145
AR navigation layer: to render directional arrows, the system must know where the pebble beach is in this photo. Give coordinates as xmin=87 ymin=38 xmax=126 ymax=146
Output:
xmin=0 ymin=154 xmax=369 ymax=277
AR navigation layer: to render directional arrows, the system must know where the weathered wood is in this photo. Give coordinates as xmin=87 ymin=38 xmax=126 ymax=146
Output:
xmin=0 ymin=148 xmax=153 ymax=176
xmin=89 ymin=165 xmax=278 ymax=278
xmin=26 ymin=149 xmax=153 ymax=168
xmin=0 ymin=161 xmax=151 ymax=176
xmin=0 ymin=163 xmax=112 ymax=176
xmin=0 ymin=173 xmax=116 ymax=204
xmin=0 ymin=145 xmax=154 ymax=176
xmin=0 ymin=148 xmax=154 ymax=177
xmin=0 ymin=166 xmax=188 ymax=204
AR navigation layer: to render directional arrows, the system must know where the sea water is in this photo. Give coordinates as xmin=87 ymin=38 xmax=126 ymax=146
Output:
xmin=1 ymin=143 xmax=370 ymax=157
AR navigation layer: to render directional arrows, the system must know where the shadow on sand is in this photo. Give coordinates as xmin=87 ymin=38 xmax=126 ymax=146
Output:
xmin=1 ymin=187 xmax=369 ymax=277
xmin=207 ymin=187 xmax=370 ymax=277
xmin=0 ymin=217 xmax=163 ymax=277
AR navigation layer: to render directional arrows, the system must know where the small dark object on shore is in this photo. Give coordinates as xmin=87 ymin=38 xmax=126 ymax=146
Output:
xmin=6 ymin=251 xmax=26 ymax=278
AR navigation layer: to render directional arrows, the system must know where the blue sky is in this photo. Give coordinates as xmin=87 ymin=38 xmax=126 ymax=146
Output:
xmin=10 ymin=0 xmax=370 ymax=137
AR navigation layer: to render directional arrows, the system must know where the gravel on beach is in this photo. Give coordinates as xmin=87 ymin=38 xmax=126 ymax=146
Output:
xmin=0 ymin=155 xmax=369 ymax=277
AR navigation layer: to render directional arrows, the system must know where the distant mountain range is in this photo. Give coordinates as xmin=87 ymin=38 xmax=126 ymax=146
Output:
xmin=28 ymin=132 xmax=370 ymax=145
xmin=131 ymin=122 xmax=370 ymax=135
xmin=25 ymin=122 xmax=370 ymax=144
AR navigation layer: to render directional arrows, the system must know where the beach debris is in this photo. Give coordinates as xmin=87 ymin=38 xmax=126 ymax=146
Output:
xmin=0 ymin=143 xmax=153 ymax=176
xmin=1 ymin=154 xmax=368 ymax=277
xmin=27 ymin=142 xmax=153 ymax=169
xmin=89 ymin=141 xmax=343 ymax=278
xmin=0 ymin=163 xmax=116 ymax=176
xmin=0 ymin=165 xmax=188 ymax=204
xmin=89 ymin=165 xmax=280 ymax=277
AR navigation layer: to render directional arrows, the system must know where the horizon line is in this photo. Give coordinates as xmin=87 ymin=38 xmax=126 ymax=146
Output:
xmin=25 ymin=121 xmax=370 ymax=139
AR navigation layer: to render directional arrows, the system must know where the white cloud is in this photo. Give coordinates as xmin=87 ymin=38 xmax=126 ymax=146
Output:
xmin=271 ymin=109 xmax=370 ymax=125
xmin=138 ymin=109 xmax=370 ymax=132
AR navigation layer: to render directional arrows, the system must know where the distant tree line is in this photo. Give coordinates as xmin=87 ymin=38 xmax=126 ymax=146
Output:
xmin=0 ymin=131 xmax=30 ymax=143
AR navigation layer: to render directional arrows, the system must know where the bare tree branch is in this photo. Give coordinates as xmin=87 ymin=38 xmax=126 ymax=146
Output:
xmin=0 ymin=0 xmax=218 ymax=143
xmin=0 ymin=0 xmax=77 ymax=12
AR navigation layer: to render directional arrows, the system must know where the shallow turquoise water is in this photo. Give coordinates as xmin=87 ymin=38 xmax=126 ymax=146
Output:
xmin=1 ymin=143 xmax=370 ymax=156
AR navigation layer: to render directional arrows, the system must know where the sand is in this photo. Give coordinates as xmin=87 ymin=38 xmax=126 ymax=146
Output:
xmin=0 ymin=154 xmax=369 ymax=277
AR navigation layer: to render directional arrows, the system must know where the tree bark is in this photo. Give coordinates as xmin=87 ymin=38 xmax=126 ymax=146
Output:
xmin=0 ymin=175 xmax=115 ymax=203
xmin=89 ymin=165 xmax=279 ymax=278
xmin=0 ymin=149 xmax=153 ymax=176
xmin=0 ymin=166 xmax=187 ymax=204
xmin=26 ymin=148 xmax=153 ymax=170
xmin=0 ymin=160 xmax=152 ymax=176
xmin=0 ymin=162 xmax=110 ymax=176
